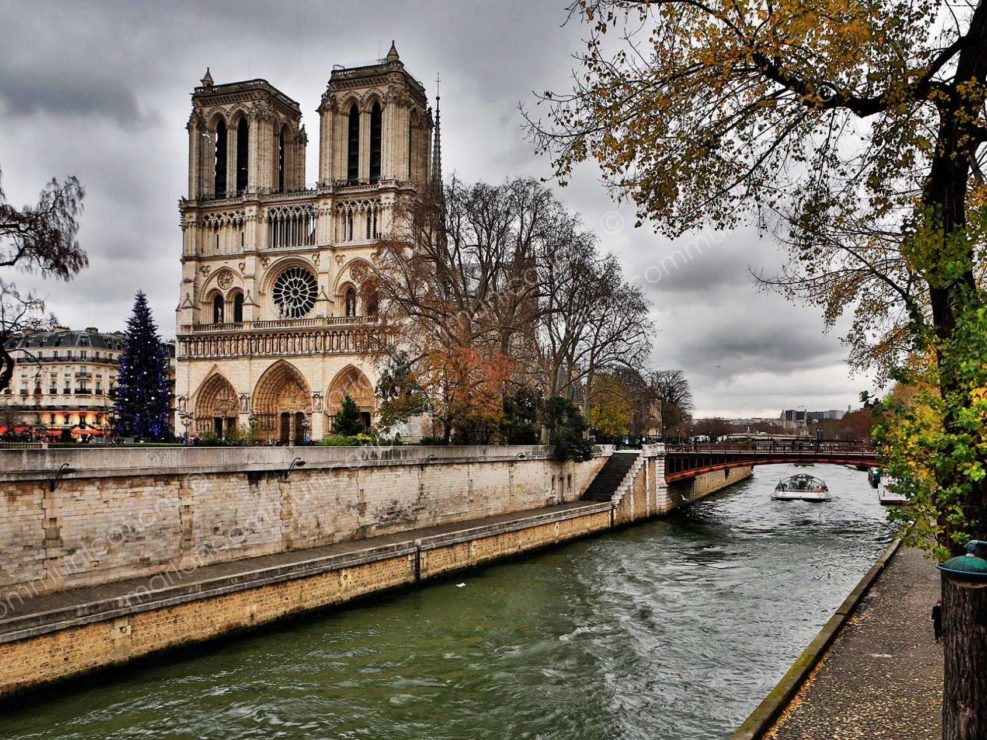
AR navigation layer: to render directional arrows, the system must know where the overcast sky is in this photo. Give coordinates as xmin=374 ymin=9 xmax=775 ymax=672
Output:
xmin=0 ymin=0 xmax=874 ymax=417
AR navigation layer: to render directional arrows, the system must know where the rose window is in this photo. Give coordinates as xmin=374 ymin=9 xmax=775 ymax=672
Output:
xmin=272 ymin=267 xmax=317 ymax=318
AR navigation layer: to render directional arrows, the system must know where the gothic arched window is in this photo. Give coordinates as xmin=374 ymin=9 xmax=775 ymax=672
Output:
xmin=347 ymin=104 xmax=360 ymax=183
xmin=214 ymin=120 xmax=227 ymax=195
xmin=344 ymin=287 xmax=357 ymax=318
xmin=365 ymin=289 xmax=379 ymax=316
xmin=408 ymin=117 xmax=414 ymax=180
xmin=232 ymin=292 xmax=244 ymax=323
xmin=369 ymin=102 xmax=382 ymax=183
xmin=277 ymin=126 xmax=286 ymax=192
xmin=235 ymin=118 xmax=249 ymax=194
xmin=212 ymin=294 xmax=224 ymax=324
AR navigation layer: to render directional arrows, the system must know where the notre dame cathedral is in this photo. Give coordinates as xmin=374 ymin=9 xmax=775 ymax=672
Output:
xmin=175 ymin=43 xmax=436 ymax=443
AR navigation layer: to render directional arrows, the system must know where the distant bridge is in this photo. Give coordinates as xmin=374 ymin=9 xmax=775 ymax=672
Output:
xmin=663 ymin=442 xmax=879 ymax=483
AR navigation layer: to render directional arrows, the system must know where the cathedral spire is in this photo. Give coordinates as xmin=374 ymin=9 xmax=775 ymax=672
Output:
xmin=431 ymin=74 xmax=442 ymax=197
xmin=200 ymin=67 xmax=214 ymax=88
xmin=386 ymin=40 xmax=400 ymax=63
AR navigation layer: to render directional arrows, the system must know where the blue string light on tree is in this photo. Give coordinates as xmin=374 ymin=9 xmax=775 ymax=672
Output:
xmin=113 ymin=291 xmax=172 ymax=441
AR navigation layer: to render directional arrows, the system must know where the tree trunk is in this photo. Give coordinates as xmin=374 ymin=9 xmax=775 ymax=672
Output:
xmin=942 ymin=577 xmax=987 ymax=739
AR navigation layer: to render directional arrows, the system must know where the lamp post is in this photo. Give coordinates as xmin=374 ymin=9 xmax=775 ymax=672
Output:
xmin=939 ymin=540 xmax=987 ymax=738
xmin=179 ymin=412 xmax=193 ymax=444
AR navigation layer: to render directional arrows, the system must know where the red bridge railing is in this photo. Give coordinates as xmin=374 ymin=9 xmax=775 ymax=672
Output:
xmin=663 ymin=441 xmax=879 ymax=482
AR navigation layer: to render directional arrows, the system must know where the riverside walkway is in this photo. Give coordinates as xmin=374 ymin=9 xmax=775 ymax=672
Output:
xmin=766 ymin=546 xmax=942 ymax=739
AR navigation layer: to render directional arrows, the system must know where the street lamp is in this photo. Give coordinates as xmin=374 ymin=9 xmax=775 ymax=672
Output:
xmin=179 ymin=412 xmax=193 ymax=444
xmin=282 ymin=457 xmax=306 ymax=480
xmin=49 ymin=462 xmax=78 ymax=492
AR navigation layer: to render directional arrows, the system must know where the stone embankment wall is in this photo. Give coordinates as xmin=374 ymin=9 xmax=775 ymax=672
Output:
xmin=0 ymin=445 xmax=609 ymax=598
xmin=611 ymin=447 xmax=752 ymax=525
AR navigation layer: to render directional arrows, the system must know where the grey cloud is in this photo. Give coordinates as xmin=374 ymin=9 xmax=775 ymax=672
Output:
xmin=0 ymin=73 xmax=141 ymax=124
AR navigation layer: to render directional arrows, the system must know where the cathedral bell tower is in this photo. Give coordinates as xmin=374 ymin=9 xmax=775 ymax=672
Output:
xmin=176 ymin=45 xmax=436 ymax=444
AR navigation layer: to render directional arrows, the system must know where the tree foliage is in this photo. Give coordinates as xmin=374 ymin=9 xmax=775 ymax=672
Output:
xmin=650 ymin=370 xmax=694 ymax=439
xmin=528 ymin=0 xmax=986 ymax=379
xmin=333 ymin=393 xmax=365 ymax=436
xmin=588 ymin=371 xmax=633 ymax=440
xmin=0 ymin=167 xmax=86 ymax=392
xmin=545 ymin=395 xmax=594 ymax=462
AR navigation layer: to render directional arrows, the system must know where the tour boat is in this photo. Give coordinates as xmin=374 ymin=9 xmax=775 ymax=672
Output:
xmin=772 ymin=474 xmax=831 ymax=502
xmin=878 ymin=477 xmax=907 ymax=506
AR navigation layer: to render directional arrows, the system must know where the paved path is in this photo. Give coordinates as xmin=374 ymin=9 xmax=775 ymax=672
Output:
xmin=768 ymin=546 xmax=942 ymax=739
xmin=0 ymin=500 xmax=601 ymax=635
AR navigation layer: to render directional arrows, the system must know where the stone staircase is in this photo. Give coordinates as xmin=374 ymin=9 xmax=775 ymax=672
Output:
xmin=582 ymin=451 xmax=642 ymax=504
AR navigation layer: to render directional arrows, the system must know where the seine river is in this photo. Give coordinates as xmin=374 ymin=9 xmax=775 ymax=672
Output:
xmin=4 ymin=463 xmax=895 ymax=739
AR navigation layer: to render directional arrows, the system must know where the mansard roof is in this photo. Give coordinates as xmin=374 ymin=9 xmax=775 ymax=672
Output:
xmin=5 ymin=328 xmax=126 ymax=352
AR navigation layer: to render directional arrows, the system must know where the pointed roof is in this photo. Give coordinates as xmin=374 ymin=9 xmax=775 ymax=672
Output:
xmin=386 ymin=41 xmax=400 ymax=63
xmin=200 ymin=67 xmax=214 ymax=87
xmin=431 ymin=75 xmax=442 ymax=196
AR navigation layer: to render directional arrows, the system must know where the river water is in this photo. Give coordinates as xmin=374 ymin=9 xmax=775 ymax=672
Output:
xmin=3 ymin=463 xmax=895 ymax=739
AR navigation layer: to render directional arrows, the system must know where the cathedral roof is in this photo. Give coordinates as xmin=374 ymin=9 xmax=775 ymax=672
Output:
xmin=192 ymin=76 xmax=301 ymax=114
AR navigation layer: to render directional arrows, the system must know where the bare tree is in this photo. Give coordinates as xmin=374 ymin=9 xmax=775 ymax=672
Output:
xmin=0 ymin=167 xmax=86 ymax=391
xmin=538 ymin=224 xmax=654 ymax=409
xmin=650 ymin=370 xmax=694 ymax=440
xmin=365 ymin=179 xmax=560 ymax=440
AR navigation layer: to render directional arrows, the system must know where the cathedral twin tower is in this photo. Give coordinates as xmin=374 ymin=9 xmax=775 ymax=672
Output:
xmin=175 ymin=43 xmax=437 ymax=443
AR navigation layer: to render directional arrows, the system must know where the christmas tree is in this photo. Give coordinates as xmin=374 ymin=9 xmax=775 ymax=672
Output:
xmin=114 ymin=291 xmax=171 ymax=440
xmin=333 ymin=394 xmax=365 ymax=436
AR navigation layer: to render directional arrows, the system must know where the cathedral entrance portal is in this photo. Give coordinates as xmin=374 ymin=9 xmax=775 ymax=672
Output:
xmin=194 ymin=373 xmax=240 ymax=438
xmin=326 ymin=365 xmax=375 ymax=432
xmin=253 ymin=361 xmax=312 ymax=444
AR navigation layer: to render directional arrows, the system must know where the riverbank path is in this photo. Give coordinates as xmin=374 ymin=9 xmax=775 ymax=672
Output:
xmin=767 ymin=546 xmax=942 ymax=739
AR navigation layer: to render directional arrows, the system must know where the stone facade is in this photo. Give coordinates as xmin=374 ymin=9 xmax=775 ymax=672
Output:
xmin=0 ymin=327 xmax=124 ymax=433
xmin=0 ymin=327 xmax=178 ymax=438
xmin=176 ymin=43 xmax=435 ymax=442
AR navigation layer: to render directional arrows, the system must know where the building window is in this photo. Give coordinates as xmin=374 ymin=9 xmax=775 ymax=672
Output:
xmin=272 ymin=267 xmax=318 ymax=319
xmin=369 ymin=102 xmax=382 ymax=183
xmin=235 ymin=118 xmax=249 ymax=194
xmin=214 ymin=119 xmax=228 ymax=195
xmin=365 ymin=289 xmax=379 ymax=316
xmin=233 ymin=292 xmax=244 ymax=323
xmin=277 ymin=126 xmax=286 ymax=192
xmin=344 ymin=287 xmax=357 ymax=318
xmin=408 ymin=117 xmax=414 ymax=179
xmin=347 ymin=104 xmax=359 ymax=183
xmin=212 ymin=294 xmax=224 ymax=324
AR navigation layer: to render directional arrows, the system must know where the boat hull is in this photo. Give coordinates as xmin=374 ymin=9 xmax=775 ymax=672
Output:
xmin=771 ymin=492 xmax=832 ymax=502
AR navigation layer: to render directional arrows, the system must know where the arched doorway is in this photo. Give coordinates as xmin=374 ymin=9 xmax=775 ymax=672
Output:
xmin=253 ymin=360 xmax=311 ymax=444
xmin=194 ymin=373 xmax=239 ymax=438
xmin=326 ymin=365 xmax=375 ymax=432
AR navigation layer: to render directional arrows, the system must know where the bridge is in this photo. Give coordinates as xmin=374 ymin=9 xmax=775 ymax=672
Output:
xmin=663 ymin=442 xmax=879 ymax=483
